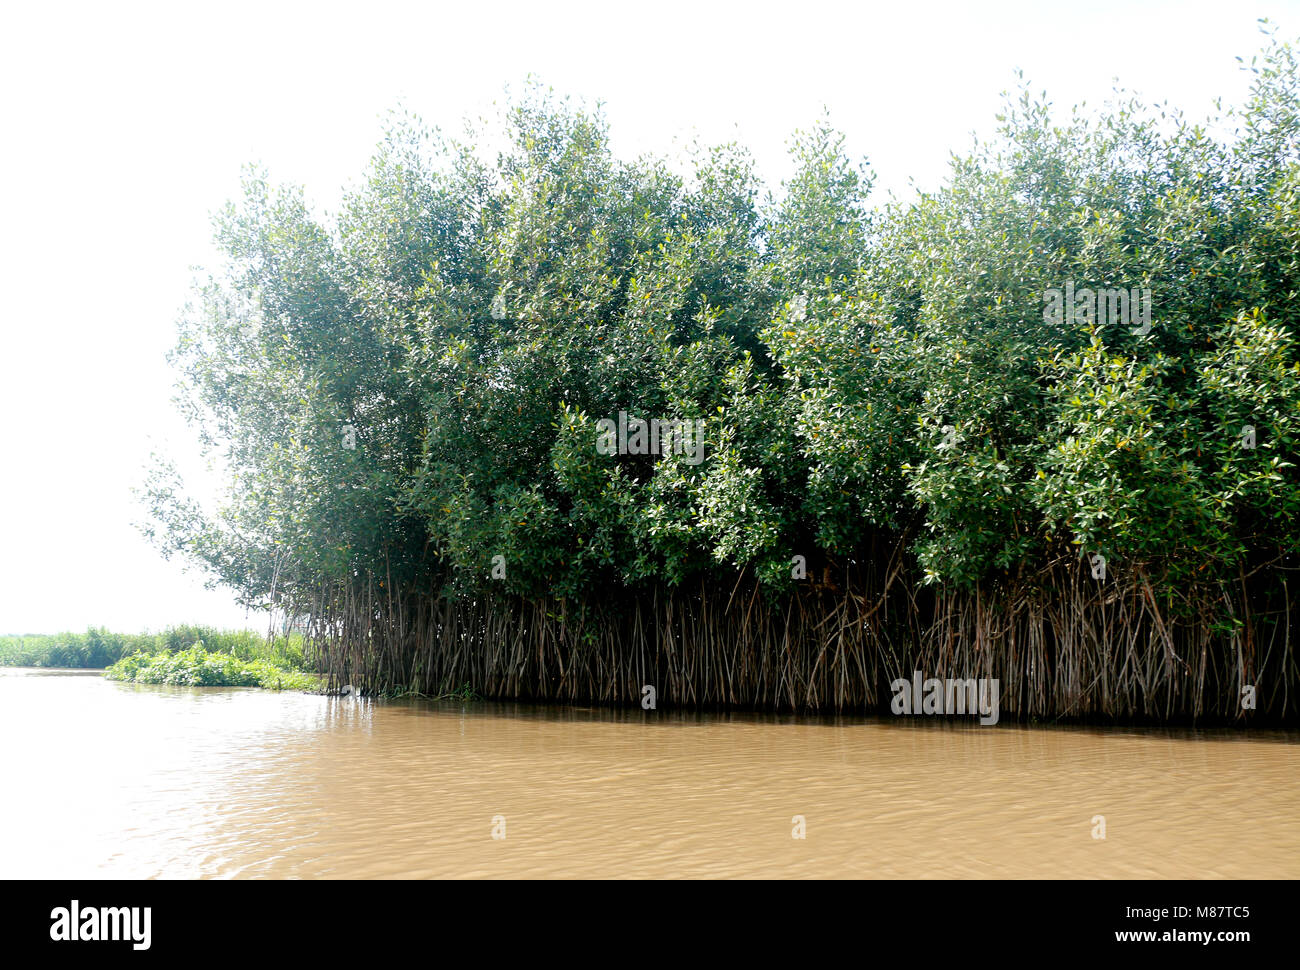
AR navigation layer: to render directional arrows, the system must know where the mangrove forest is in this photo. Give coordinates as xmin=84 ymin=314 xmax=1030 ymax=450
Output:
xmin=144 ymin=36 xmax=1300 ymax=724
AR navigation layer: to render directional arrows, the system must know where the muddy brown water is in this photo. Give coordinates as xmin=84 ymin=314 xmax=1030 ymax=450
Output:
xmin=2 ymin=667 xmax=1296 ymax=878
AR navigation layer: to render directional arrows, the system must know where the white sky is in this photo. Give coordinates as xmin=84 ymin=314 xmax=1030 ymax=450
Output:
xmin=2 ymin=0 xmax=1297 ymax=634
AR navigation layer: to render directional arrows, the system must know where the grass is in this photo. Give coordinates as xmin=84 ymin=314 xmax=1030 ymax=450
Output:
xmin=3 ymin=626 xmax=321 ymax=692
xmin=105 ymin=645 xmax=320 ymax=691
xmin=0 ymin=625 xmax=309 ymax=671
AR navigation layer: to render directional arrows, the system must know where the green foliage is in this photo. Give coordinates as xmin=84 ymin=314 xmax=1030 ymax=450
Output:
xmin=0 ymin=629 xmax=149 ymax=668
xmin=146 ymin=31 xmax=1300 ymax=629
xmin=105 ymin=646 xmax=319 ymax=690
xmin=0 ymin=627 xmax=310 ymax=671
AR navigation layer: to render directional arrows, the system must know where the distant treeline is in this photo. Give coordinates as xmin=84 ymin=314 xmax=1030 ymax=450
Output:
xmin=0 ymin=627 xmax=307 ymax=671
xmin=145 ymin=32 xmax=1300 ymax=722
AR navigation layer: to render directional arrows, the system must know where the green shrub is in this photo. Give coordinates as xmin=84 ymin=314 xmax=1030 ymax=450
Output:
xmin=1 ymin=627 xmax=312 ymax=671
xmin=105 ymin=646 xmax=319 ymax=690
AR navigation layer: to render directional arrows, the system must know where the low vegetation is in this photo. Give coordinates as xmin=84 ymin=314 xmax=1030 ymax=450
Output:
xmin=1 ymin=626 xmax=310 ymax=678
xmin=105 ymin=645 xmax=319 ymax=690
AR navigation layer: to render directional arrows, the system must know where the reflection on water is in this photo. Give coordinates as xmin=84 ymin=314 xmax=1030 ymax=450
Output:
xmin=1 ymin=666 xmax=1297 ymax=878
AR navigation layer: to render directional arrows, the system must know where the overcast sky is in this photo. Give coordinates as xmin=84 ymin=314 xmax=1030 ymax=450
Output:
xmin=2 ymin=0 xmax=1297 ymax=634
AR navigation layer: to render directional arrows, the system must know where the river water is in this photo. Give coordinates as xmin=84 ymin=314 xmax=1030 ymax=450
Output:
xmin=2 ymin=667 xmax=1297 ymax=878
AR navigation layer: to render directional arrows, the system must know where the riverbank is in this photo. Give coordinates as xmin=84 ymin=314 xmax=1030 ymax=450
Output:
xmin=105 ymin=646 xmax=320 ymax=691
xmin=0 ymin=626 xmax=308 ymax=671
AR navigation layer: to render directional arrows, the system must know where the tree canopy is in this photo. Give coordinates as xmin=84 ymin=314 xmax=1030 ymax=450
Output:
xmin=143 ymin=32 xmax=1300 ymax=718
